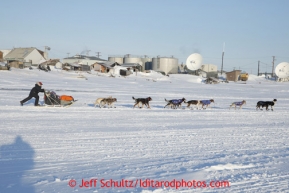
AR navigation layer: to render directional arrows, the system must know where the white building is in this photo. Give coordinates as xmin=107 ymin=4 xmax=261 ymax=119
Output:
xmin=63 ymin=55 xmax=107 ymax=66
xmin=200 ymin=64 xmax=218 ymax=78
xmin=201 ymin=64 xmax=218 ymax=72
xmin=4 ymin=47 xmax=46 ymax=68
xmin=0 ymin=49 xmax=12 ymax=59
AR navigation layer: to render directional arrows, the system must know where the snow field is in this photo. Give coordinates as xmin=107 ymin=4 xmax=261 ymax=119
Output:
xmin=0 ymin=68 xmax=289 ymax=193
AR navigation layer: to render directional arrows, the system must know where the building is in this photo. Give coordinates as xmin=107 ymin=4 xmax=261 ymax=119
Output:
xmin=91 ymin=62 xmax=121 ymax=73
xmin=63 ymin=63 xmax=90 ymax=71
xmin=0 ymin=50 xmax=11 ymax=61
xmin=63 ymin=55 xmax=106 ymax=66
xmin=200 ymin=64 xmax=218 ymax=78
xmin=39 ymin=59 xmax=61 ymax=66
xmin=108 ymin=54 xmax=152 ymax=72
xmin=121 ymin=63 xmax=142 ymax=72
xmin=226 ymin=70 xmax=242 ymax=82
xmin=4 ymin=47 xmax=46 ymax=68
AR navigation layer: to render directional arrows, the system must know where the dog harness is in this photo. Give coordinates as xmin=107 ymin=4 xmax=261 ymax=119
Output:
xmin=233 ymin=102 xmax=243 ymax=106
xmin=201 ymin=100 xmax=211 ymax=105
xmin=171 ymin=99 xmax=183 ymax=104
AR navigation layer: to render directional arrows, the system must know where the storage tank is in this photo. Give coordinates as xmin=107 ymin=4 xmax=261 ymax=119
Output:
xmin=108 ymin=56 xmax=123 ymax=64
xmin=123 ymin=55 xmax=143 ymax=71
xmin=123 ymin=55 xmax=141 ymax=64
xmin=152 ymin=57 xmax=178 ymax=75
xmin=141 ymin=56 xmax=152 ymax=72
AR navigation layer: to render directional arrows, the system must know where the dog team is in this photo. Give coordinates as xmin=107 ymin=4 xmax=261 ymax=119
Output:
xmin=94 ymin=96 xmax=277 ymax=111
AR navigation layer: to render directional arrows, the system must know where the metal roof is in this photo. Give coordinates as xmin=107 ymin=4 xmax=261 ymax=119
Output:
xmin=93 ymin=61 xmax=121 ymax=68
xmin=4 ymin=47 xmax=38 ymax=60
xmin=121 ymin=63 xmax=141 ymax=67
xmin=64 ymin=55 xmax=106 ymax=61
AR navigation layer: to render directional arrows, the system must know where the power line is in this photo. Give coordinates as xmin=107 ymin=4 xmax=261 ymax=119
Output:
xmin=275 ymin=56 xmax=289 ymax=58
xmin=203 ymin=56 xmax=271 ymax=60
xmin=260 ymin=61 xmax=272 ymax=66
xmin=238 ymin=61 xmax=256 ymax=67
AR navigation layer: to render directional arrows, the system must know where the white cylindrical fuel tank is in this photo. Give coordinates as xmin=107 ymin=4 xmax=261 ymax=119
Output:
xmin=123 ymin=57 xmax=141 ymax=64
xmin=108 ymin=57 xmax=123 ymax=64
xmin=152 ymin=57 xmax=178 ymax=75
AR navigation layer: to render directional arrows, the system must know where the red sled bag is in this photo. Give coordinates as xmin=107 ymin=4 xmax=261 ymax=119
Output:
xmin=60 ymin=95 xmax=74 ymax=101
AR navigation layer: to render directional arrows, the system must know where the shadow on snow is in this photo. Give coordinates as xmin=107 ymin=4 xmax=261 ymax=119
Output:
xmin=0 ymin=136 xmax=35 ymax=193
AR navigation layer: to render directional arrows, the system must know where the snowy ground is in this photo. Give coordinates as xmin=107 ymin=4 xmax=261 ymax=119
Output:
xmin=1 ymin=68 xmax=289 ymax=193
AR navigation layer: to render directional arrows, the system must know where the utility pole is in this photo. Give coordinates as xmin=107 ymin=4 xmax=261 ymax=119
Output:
xmin=272 ymin=56 xmax=275 ymax=78
xmin=258 ymin=61 xmax=260 ymax=76
xmin=221 ymin=43 xmax=225 ymax=75
xmin=96 ymin=52 xmax=101 ymax=58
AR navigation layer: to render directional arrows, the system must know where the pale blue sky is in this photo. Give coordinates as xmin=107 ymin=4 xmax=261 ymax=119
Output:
xmin=1 ymin=0 xmax=289 ymax=74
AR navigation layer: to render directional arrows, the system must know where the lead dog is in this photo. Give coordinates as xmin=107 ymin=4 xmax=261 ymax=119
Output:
xmin=164 ymin=98 xmax=186 ymax=109
xmin=132 ymin=96 xmax=152 ymax=109
xmin=256 ymin=99 xmax=277 ymax=111
xmin=200 ymin=99 xmax=214 ymax=109
xmin=100 ymin=97 xmax=117 ymax=108
xmin=230 ymin=100 xmax=246 ymax=110
xmin=94 ymin=96 xmax=112 ymax=107
xmin=184 ymin=100 xmax=200 ymax=110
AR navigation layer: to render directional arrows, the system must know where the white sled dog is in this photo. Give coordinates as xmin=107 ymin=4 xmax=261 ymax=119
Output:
xmin=94 ymin=96 xmax=112 ymax=107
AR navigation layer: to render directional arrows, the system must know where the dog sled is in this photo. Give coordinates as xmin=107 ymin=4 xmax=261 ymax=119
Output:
xmin=44 ymin=90 xmax=76 ymax=107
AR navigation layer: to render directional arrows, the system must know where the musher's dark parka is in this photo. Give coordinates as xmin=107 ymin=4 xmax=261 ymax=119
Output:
xmin=20 ymin=82 xmax=44 ymax=106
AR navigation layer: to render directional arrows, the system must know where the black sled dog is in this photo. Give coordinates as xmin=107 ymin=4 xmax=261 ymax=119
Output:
xmin=256 ymin=99 xmax=277 ymax=111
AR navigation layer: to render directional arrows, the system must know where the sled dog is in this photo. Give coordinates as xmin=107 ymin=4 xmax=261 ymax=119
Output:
xmin=256 ymin=99 xmax=277 ymax=111
xmin=132 ymin=96 xmax=152 ymax=109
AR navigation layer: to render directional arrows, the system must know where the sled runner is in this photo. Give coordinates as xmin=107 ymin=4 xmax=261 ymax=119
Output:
xmin=44 ymin=90 xmax=76 ymax=107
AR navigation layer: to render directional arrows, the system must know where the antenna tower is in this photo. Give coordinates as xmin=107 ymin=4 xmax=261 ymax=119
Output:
xmin=221 ymin=43 xmax=225 ymax=75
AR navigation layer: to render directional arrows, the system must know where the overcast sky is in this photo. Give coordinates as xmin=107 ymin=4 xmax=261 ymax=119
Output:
xmin=1 ymin=0 xmax=289 ymax=74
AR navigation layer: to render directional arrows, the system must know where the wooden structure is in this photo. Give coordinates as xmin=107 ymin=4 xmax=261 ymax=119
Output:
xmin=91 ymin=62 xmax=120 ymax=73
xmin=8 ymin=61 xmax=24 ymax=69
xmin=226 ymin=70 xmax=241 ymax=82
